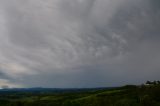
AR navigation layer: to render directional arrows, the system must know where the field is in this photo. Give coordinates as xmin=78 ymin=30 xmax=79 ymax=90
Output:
xmin=0 ymin=84 xmax=160 ymax=106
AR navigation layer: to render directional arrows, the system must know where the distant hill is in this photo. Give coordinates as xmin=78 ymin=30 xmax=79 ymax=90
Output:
xmin=0 ymin=87 xmax=113 ymax=93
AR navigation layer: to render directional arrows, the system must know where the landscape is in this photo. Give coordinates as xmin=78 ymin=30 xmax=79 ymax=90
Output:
xmin=0 ymin=81 xmax=160 ymax=106
xmin=0 ymin=0 xmax=160 ymax=106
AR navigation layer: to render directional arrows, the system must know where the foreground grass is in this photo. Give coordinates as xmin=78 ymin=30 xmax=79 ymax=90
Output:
xmin=0 ymin=84 xmax=160 ymax=106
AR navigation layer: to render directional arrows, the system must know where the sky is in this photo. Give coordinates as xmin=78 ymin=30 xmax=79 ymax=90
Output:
xmin=0 ymin=0 xmax=160 ymax=88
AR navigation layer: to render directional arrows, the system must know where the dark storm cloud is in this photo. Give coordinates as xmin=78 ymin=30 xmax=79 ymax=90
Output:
xmin=0 ymin=0 xmax=160 ymax=88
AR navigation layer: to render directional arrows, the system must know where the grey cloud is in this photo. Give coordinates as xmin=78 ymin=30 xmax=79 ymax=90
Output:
xmin=0 ymin=0 xmax=160 ymax=88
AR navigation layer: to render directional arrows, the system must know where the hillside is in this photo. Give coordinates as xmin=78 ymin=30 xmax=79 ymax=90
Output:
xmin=0 ymin=83 xmax=160 ymax=106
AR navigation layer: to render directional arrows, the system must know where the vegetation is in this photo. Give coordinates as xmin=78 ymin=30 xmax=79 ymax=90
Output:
xmin=0 ymin=81 xmax=160 ymax=106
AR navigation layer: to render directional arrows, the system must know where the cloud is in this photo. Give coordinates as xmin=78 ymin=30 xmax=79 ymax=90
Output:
xmin=0 ymin=0 xmax=159 ymax=87
xmin=0 ymin=79 xmax=23 ymax=88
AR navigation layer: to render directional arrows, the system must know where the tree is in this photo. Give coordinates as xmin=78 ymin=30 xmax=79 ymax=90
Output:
xmin=153 ymin=81 xmax=157 ymax=85
xmin=157 ymin=81 xmax=160 ymax=84
xmin=146 ymin=81 xmax=152 ymax=85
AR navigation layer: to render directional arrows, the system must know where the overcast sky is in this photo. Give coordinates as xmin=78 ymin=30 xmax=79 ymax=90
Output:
xmin=0 ymin=0 xmax=160 ymax=88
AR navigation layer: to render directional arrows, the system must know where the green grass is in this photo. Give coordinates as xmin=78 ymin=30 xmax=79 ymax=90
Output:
xmin=0 ymin=84 xmax=160 ymax=106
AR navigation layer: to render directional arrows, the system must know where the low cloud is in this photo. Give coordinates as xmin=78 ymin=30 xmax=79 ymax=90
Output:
xmin=0 ymin=79 xmax=23 ymax=88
